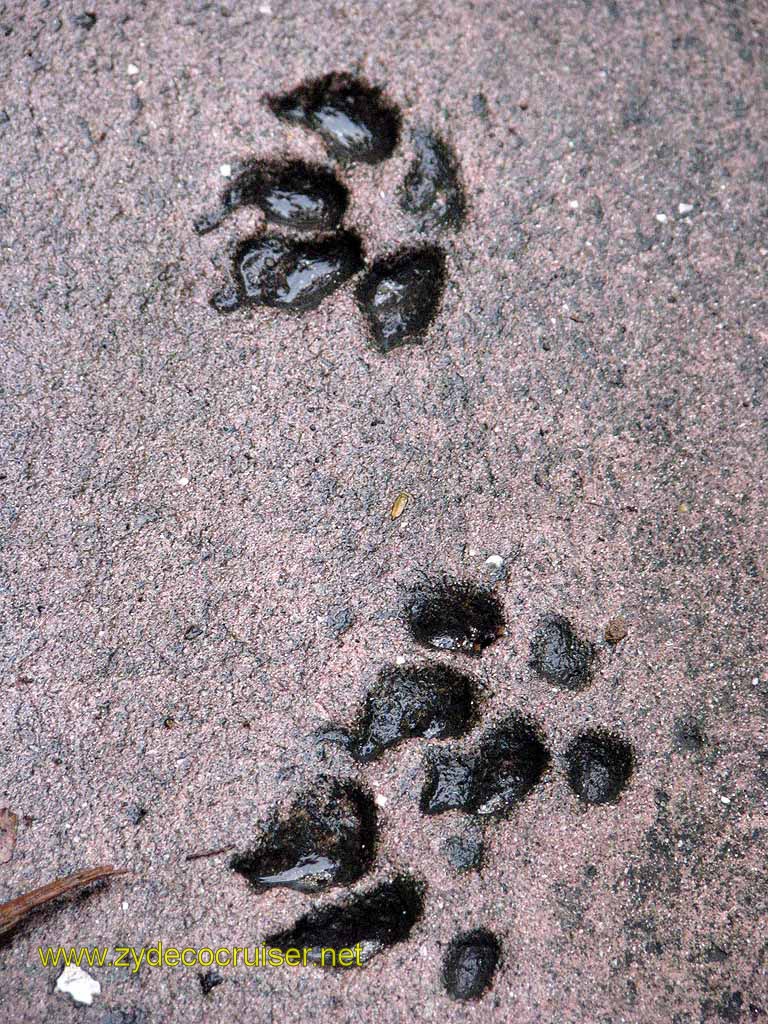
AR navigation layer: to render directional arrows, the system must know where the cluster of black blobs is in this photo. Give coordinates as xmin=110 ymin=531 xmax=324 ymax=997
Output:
xmin=225 ymin=576 xmax=636 ymax=1002
xmin=195 ymin=72 xmax=465 ymax=353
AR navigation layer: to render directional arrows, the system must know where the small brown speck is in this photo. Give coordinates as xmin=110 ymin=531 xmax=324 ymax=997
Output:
xmin=605 ymin=617 xmax=628 ymax=644
xmin=390 ymin=492 xmax=410 ymax=520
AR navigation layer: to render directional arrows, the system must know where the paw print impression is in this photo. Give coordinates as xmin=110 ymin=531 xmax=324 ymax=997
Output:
xmin=195 ymin=72 xmax=466 ymax=352
xmin=226 ymin=574 xmax=637 ymax=1001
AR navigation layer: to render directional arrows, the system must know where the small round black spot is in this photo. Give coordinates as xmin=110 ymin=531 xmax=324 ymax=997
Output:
xmin=442 ymin=928 xmax=501 ymax=1001
xmin=530 ymin=614 xmax=595 ymax=690
xmin=406 ymin=577 xmax=505 ymax=656
xmin=565 ymin=730 xmax=634 ymax=805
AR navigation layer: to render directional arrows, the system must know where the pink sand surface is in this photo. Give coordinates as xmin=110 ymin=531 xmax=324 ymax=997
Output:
xmin=1 ymin=1 xmax=766 ymax=1021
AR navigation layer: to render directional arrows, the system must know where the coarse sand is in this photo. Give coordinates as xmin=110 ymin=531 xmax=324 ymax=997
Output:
xmin=1 ymin=1 xmax=767 ymax=1021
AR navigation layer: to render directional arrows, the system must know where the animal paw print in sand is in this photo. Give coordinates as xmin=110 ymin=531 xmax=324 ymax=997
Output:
xmin=194 ymin=72 xmax=464 ymax=352
xmin=227 ymin=576 xmax=636 ymax=1002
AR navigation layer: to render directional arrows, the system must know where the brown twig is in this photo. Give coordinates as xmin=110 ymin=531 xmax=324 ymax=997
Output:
xmin=0 ymin=865 xmax=127 ymax=939
xmin=185 ymin=844 xmax=234 ymax=863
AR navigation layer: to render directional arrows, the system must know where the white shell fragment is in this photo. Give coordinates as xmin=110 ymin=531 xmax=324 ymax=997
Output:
xmin=56 ymin=965 xmax=101 ymax=1005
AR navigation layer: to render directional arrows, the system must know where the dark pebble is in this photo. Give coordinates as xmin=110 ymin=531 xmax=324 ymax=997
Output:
xmin=199 ymin=970 xmax=223 ymax=996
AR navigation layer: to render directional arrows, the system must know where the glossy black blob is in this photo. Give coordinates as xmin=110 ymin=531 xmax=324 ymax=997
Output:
xmin=400 ymin=129 xmax=466 ymax=231
xmin=211 ymin=232 xmax=363 ymax=314
xmin=530 ymin=614 xmax=595 ymax=690
xmin=230 ymin=777 xmax=376 ymax=894
xmin=421 ymin=747 xmax=475 ymax=815
xmin=442 ymin=929 xmax=501 ymax=1002
xmin=264 ymin=875 xmax=424 ymax=967
xmin=325 ymin=663 xmax=480 ymax=762
xmin=267 ymin=72 xmax=400 ymax=165
xmin=193 ymin=160 xmax=348 ymax=235
xmin=470 ymin=716 xmax=551 ymax=817
xmin=406 ymin=577 xmax=505 ymax=656
xmin=421 ymin=716 xmax=550 ymax=818
xmin=565 ymin=730 xmax=635 ymax=805
xmin=355 ymin=247 xmax=446 ymax=353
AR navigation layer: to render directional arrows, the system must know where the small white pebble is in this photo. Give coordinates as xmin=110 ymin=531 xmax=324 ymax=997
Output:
xmin=395 ymin=655 xmax=406 ymax=666
xmin=678 ymin=202 xmax=694 ymax=215
xmin=374 ymin=793 xmax=388 ymax=808
xmin=655 ymin=213 xmax=668 ymax=224
xmin=122 ymin=900 xmax=129 ymax=910
xmin=485 ymin=554 xmax=504 ymax=570
xmin=568 ymin=200 xmax=579 ymax=210
xmin=219 ymin=163 xmax=232 ymax=178
xmin=177 ymin=476 xmax=189 ymax=487
xmin=56 ymin=966 xmax=100 ymax=1006
xmin=468 ymin=547 xmax=478 ymax=557
xmin=259 ymin=2 xmax=272 ymax=12
xmin=127 ymin=63 xmax=139 ymax=76
xmin=720 ymin=796 xmax=731 ymax=806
